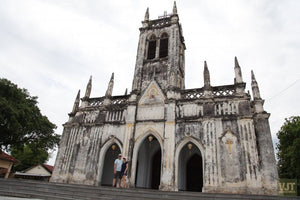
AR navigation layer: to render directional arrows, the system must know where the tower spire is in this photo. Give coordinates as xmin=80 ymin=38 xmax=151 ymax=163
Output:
xmin=251 ymin=70 xmax=261 ymax=99
xmin=144 ymin=7 xmax=149 ymax=21
xmin=71 ymin=90 xmax=80 ymax=114
xmin=173 ymin=1 xmax=177 ymax=15
xmin=251 ymin=70 xmax=265 ymax=113
xmin=105 ymin=72 xmax=114 ymax=97
xmin=204 ymin=61 xmax=211 ymax=88
xmin=124 ymin=88 xmax=128 ymax=95
xmin=234 ymin=56 xmax=243 ymax=84
xmin=84 ymin=76 xmax=92 ymax=98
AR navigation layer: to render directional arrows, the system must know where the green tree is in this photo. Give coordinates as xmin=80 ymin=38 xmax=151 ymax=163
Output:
xmin=0 ymin=78 xmax=60 ymax=166
xmin=11 ymin=144 xmax=49 ymax=171
xmin=277 ymin=116 xmax=300 ymax=196
xmin=277 ymin=116 xmax=300 ymax=179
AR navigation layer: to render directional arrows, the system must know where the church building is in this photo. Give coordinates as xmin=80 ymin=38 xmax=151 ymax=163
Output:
xmin=51 ymin=2 xmax=278 ymax=195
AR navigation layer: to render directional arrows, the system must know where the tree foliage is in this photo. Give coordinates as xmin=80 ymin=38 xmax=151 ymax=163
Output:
xmin=11 ymin=144 xmax=49 ymax=171
xmin=277 ymin=116 xmax=300 ymax=179
xmin=0 ymin=78 xmax=60 ymax=153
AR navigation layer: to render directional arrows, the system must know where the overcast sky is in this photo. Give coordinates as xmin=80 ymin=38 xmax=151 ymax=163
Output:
xmin=1 ymin=0 xmax=299 ymax=165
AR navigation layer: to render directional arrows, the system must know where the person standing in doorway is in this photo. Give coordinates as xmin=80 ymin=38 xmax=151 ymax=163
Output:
xmin=112 ymin=154 xmax=123 ymax=187
xmin=121 ymin=157 xmax=128 ymax=188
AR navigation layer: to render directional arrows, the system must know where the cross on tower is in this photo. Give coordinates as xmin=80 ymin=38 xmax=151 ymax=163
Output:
xmin=158 ymin=11 xmax=170 ymax=19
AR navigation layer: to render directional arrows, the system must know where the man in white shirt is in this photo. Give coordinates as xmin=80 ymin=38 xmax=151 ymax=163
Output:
xmin=112 ymin=154 xmax=123 ymax=187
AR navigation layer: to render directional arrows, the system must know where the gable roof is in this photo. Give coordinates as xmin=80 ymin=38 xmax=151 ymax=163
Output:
xmin=42 ymin=163 xmax=54 ymax=173
xmin=138 ymin=80 xmax=166 ymax=105
xmin=23 ymin=163 xmax=54 ymax=174
xmin=0 ymin=150 xmax=19 ymax=163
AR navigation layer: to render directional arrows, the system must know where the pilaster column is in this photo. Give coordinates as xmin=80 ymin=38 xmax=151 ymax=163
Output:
xmin=160 ymin=101 xmax=176 ymax=191
xmin=253 ymin=113 xmax=278 ymax=195
xmin=124 ymin=94 xmax=137 ymax=188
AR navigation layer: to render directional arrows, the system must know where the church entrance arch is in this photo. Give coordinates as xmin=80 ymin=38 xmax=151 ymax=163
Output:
xmin=101 ymin=143 xmax=121 ymax=186
xmin=178 ymin=143 xmax=203 ymax=192
xmin=135 ymin=135 xmax=162 ymax=189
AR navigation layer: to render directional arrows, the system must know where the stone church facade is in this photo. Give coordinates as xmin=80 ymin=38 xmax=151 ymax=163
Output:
xmin=51 ymin=3 xmax=278 ymax=195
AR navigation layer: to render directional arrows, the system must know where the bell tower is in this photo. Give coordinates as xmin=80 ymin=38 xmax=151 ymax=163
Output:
xmin=132 ymin=2 xmax=186 ymax=93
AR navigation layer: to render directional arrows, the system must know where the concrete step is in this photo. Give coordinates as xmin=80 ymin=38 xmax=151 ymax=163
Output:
xmin=0 ymin=180 xmax=171 ymax=200
xmin=0 ymin=189 xmax=75 ymax=200
xmin=0 ymin=178 xmax=298 ymax=200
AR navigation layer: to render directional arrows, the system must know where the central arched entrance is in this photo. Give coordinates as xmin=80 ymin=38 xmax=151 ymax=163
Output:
xmin=178 ymin=143 xmax=203 ymax=191
xmin=135 ymin=135 xmax=161 ymax=189
xmin=101 ymin=143 xmax=121 ymax=186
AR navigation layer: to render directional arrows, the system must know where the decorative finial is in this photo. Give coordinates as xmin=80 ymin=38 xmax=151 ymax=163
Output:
xmin=71 ymin=90 xmax=80 ymax=114
xmin=234 ymin=56 xmax=243 ymax=84
xmin=173 ymin=1 xmax=177 ymax=14
xmin=75 ymin=89 xmax=80 ymax=102
xmin=251 ymin=70 xmax=264 ymax=112
xmin=144 ymin=7 xmax=149 ymax=21
xmin=105 ymin=73 xmax=114 ymax=97
xmin=204 ymin=61 xmax=211 ymax=88
xmin=251 ymin=70 xmax=256 ymax=83
xmin=124 ymin=88 xmax=128 ymax=95
xmin=235 ymin=56 xmax=239 ymax=67
xmin=84 ymin=76 xmax=92 ymax=98
xmin=251 ymin=70 xmax=261 ymax=99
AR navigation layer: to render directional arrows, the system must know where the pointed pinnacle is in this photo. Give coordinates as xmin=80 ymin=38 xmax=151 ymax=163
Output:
xmin=87 ymin=75 xmax=92 ymax=87
xmin=110 ymin=72 xmax=114 ymax=81
xmin=251 ymin=70 xmax=261 ymax=99
xmin=84 ymin=75 xmax=92 ymax=98
xmin=144 ymin=7 xmax=149 ymax=21
xmin=204 ymin=61 xmax=208 ymax=70
xmin=204 ymin=61 xmax=211 ymax=87
xmin=234 ymin=57 xmax=243 ymax=84
xmin=124 ymin=88 xmax=128 ymax=95
xmin=105 ymin=73 xmax=114 ymax=97
xmin=76 ymin=89 xmax=80 ymax=100
xmin=71 ymin=89 xmax=80 ymax=114
xmin=235 ymin=56 xmax=240 ymax=68
xmin=173 ymin=1 xmax=177 ymax=14
xmin=251 ymin=70 xmax=256 ymax=82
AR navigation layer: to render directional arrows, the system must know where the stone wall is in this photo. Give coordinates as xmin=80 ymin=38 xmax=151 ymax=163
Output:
xmin=51 ymin=8 xmax=277 ymax=195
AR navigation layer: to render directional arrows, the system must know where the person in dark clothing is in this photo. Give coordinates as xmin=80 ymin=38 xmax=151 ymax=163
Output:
xmin=121 ymin=157 xmax=128 ymax=188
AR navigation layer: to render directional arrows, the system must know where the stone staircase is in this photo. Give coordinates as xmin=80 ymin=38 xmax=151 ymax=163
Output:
xmin=0 ymin=178 xmax=297 ymax=200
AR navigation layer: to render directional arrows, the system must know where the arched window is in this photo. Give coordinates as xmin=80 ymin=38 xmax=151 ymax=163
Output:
xmin=159 ymin=33 xmax=168 ymax=58
xmin=147 ymin=35 xmax=156 ymax=59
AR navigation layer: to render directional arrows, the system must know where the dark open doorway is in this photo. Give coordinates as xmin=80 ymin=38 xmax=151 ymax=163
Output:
xmin=178 ymin=143 xmax=203 ymax=192
xmin=186 ymin=154 xmax=203 ymax=191
xmin=135 ymin=135 xmax=161 ymax=189
xmin=151 ymin=150 xmax=161 ymax=189
xmin=101 ymin=144 xmax=121 ymax=186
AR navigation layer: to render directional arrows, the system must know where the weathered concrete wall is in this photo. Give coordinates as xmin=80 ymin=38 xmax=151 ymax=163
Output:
xmin=52 ymin=84 xmax=277 ymax=195
xmin=254 ymin=114 xmax=278 ymax=195
xmin=51 ymin=107 xmax=126 ymax=186
xmin=51 ymin=126 xmax=103 ymax=185
xmin=52 ymin=10 xmax=277 ymax=196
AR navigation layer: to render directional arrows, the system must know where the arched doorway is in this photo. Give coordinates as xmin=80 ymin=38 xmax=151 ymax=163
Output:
xmin=101 ymin=143 xmax=121 ymax=186
xmin=135 ymin=135 xmax=161 ymax=189
xmin=178 ymin=143 xmax=203 ymax=192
